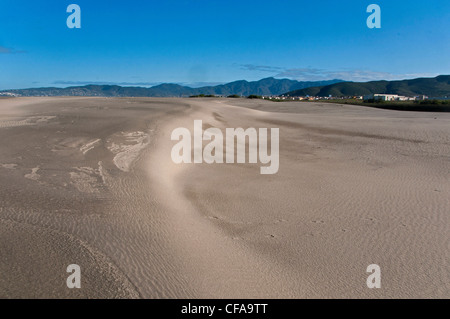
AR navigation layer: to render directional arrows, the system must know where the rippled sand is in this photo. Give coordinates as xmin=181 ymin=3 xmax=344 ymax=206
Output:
xmin=0 ymin=97 xmax=449 ymax=298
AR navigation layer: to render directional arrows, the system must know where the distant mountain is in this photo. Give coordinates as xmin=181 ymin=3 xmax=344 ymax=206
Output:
xmin=1 ymin=78 xmax=343 ymax=97
xmin=284 ymin=75 xmax=450 ymax=98
xmin=192 ymin=78 xmax=343 ymax=96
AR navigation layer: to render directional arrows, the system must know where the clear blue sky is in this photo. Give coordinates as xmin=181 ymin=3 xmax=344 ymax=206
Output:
xmin=0 ymin=0 xmax=449 ymax=89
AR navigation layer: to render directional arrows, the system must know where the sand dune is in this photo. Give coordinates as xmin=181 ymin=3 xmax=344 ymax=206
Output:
xmin=0 ymin=97 xmax=448 ymax=298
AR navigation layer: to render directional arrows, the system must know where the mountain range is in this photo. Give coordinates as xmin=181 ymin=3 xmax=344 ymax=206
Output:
xmin=285 ymin=75 xmax=450 ymax=98
xmin=3 ymin=76 xmax=449 ymax=98
xmin=1 ymin=78 xmax=343 ymax=97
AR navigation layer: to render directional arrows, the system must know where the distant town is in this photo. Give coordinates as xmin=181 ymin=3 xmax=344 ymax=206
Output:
xmin=264 ymin=93 xmax=430 ymax=101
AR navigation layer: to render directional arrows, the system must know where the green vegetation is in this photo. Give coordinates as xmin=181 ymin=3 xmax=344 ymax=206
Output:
xmin=189 ymin=94 xmax=216 ymax=98
xmin=227 ymin=94 xmax=241 ymax=98
xmin=285 ymin=75 xmax=450 ymax=98
xmin=247 ymin=95 xmax=262 ymax=99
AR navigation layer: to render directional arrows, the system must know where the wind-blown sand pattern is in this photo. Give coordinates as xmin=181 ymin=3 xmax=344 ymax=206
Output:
xmin=1 ymin=164 xmax=17 ymax=169
xmin=107 ymin=131 xmax=149 ymax=172
xmin=24 ymin=167 xmax=40 ymax=181
xmin=0 ymin=116 xmax=55 ymax=128
xmin=70 ymin=167 xmax=104 ymax=193
xmin=0 ymin=97 xmax=449 ymax=298
xmin=80 ymin=139 xmax=101 ymax=155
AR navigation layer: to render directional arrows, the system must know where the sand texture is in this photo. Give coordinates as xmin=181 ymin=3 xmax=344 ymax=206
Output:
xmin=0 ymin=97 xmax=448 ymax=298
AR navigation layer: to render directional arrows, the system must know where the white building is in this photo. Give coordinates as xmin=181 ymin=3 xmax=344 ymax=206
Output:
xmin=364 ymin=94 xmax=416 ymax=101
xmin=415 ymin=95 xmax=428 ymax=101
xmin=0 ymin=92 xmax=19 ymax=97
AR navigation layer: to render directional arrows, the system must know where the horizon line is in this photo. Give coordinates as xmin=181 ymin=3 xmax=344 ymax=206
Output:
xmin=2 ymin=75 xmax=448 ymax=92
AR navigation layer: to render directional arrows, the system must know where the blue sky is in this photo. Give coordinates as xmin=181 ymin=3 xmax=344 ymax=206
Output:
xmin=0 ymin=0 xmax=449 ymax=89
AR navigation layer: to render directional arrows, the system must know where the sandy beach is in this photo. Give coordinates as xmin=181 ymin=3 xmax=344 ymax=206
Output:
xmin=0 ymin=97 xmax=449 ymax=298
